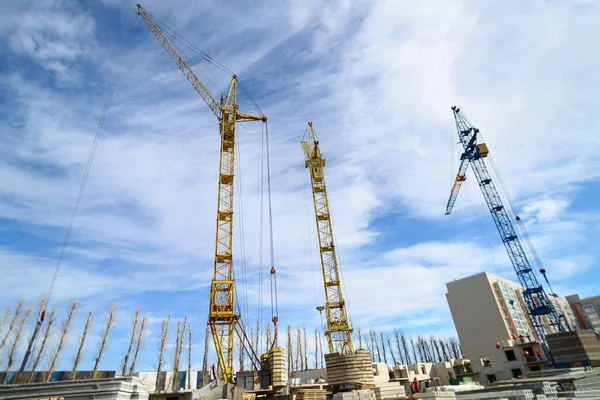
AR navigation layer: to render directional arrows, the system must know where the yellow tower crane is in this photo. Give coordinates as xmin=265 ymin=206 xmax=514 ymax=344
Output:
xmin=302 ymin=122 xmax=355 ymax=355
xmin=137 ymin=5 xmax=265 ymax=383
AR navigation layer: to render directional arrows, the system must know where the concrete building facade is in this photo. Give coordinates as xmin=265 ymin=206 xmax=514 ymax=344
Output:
xmin=445 ymin=272 xmax=571 ymax=385
xmin=566 ymin=294 xmax=600 ymax=330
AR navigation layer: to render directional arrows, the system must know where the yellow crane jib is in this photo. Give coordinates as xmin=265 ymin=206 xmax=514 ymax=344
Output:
xmin=137 ymin=4 xmax=265 ymax=383
xmin=302 ymin=122 xmax=354 ymax=355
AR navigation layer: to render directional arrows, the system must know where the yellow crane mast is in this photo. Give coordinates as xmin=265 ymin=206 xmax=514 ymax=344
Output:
xmin=302 ymin=122 xmax=355 ymax=355
xmin=137 ymin=5 xmax=265 ymax=383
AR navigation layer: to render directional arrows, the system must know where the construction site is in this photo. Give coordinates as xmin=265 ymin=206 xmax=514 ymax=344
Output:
xmin=0 ymin=2 xmax=599 ymax=400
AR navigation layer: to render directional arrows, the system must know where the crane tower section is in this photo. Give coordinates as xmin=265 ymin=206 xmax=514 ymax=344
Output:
xmin=137 ymin=4 xmax=264 ymax=383
xmin=446 ymin=106 xmax=566 ymax=359
xmin=302 ymin=122 xmax=354 ymax=355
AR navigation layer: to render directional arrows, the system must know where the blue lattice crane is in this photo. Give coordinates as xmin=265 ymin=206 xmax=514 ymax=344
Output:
xmin=445 ymin=106 xmax=567 ymax=361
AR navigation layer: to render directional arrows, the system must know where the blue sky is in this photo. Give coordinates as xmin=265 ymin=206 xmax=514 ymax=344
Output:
xmin=1 ymin=0 xmax=599 ymax=374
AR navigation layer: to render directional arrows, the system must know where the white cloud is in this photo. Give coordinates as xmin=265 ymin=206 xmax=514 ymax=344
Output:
xmin=0 ymin=0 xmax=598 ymax=373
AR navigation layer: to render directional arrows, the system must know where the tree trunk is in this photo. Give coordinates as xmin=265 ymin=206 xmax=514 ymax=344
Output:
xmin=45 ymin=300 xmax=78 ymax=382
xmin=172 ymin=316 xmax=187 ymax=390
xmin=303 ymin=326 xmax=308 ymax=371
xmin=122 ymin=308 xmax=140 ymax=376
xmin=129 ymin=315 xmax=148 ymax=376
xmin=400 ymin=332 xmax=410 ymax=364
xmin=187 ymin=323 xmax=193 ymax=389
xmin=92 ymin=305 xmax=116 ymax=378
xmin=410 ymin=339 xmax=418 ymax=363
xmin=156 ymin=315 xmax=171 ymax=392
xmin=379 ymin=332 xmax=388 ymax=364
xmin=387 ymin=338 xmax=396 ymax=364
xmin=286 ymin=325 xmax=292 ymax=372
xmin=201 ymin=321 xmax=209 ymax=386
xmin=3 ymin=308 xmax=31 ymax=384
xmin=357 ymin=327 xmax=362 ymax=349
xmin=296 ymin=327 xmax=302 ymax=371
xmin=70 ymin=311 xmax=93 ymax=380
xmin=314 ymin=328 xmax=319 ymax=369
xmin=29 ymin=308 xmax=57 ymax=383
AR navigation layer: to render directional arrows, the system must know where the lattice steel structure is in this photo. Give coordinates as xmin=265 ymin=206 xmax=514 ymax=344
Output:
xmin=446 ymin=106 xmax=567 ymax=360
xmin=302 ymin=122 xmax=354 ymax=355
xmin=138 ymin=5 xmax=264 ymax=382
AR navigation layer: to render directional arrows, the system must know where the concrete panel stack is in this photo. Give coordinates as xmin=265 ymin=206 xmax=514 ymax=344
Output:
xmin=372 ymin=381 xmax=406 ymax=400
xmin=0 ymin=376 xmax=148 ymax=400
xmin=546 ymin=330 xmax=600 ymax=364
xmin=332 ymin=389 xmax=376 ymax=400
xmin=325 ymin=350 xmax=374 ymax=386
xmin=455 ymin=388 xmax=535 ymax=400
xmin=296 ymin=389 xmax=327 ymax=400
xmin=268 ymin=348 xmax=287 ymax=389
xmin=557 ymin=390 xmax=600 ymax=398
xmin=414 ymin=392 xmax=456 ymax=399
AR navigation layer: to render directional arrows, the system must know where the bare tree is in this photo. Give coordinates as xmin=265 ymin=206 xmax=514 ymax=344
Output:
xmin=156 ymin=315 xmax=171 ymax=392
xmin=370 ymin=329 xmax=380 ymax=362
xmin=401 ymin=331 xmax=411 ymax=364
xmin=239 ymin=326 xmax=245 ymax=372
xmin=296 ymin=327 xmax=302 ymax=371
xmin=439 ymin=339 xmax=449 ymax=361
xmin=314 ymin=328 xmax=319 ymax=369
xmin=28 ymin=308 xmax=56 ymax=383
xmin=318 ymin=329 xmax=324 ymax=368
xmin=379 ymin=332 xmax=388 ymax=364
xmin=387 ymin=338 xmax=396 ymax=364
xmin=363 ymin=333 xmax=371 ymax=356
xmin=187 ymin=323 xmax=193 ymax=389
xmin=92 ymin=304 xmax=116 ymax=378
xmin=357 ymin=326 xmax=363 ymax=349
xmin=303 ymin=326 xmax=308 ymax=371
xmin=44 ymin=300 xmax=78 ymax=382
xmin=286 ymin=325 xmax=292 ymax=372
xmin=201 ymin=321 xmax=209 ymax=386
xmin=410 ymin=338 xmax=418 ymax=363
xmin=0 ymin=301 xmax=23 ymax=353
xmin=129 ymin=315 xmax=148 ymax=376
xmin=3 ymin=308 xmax=32 ymax=383
xmin=0 ymin=306 xmax=12 ymax=336
xmin=70 ymin=311 xmax=93 ymax=380
xmin=122 ymin=308 xmax=140 ymax=376
xmin=266 ymin=323 xmax=272 ymax=351
xmin=393 ymin=329 xmax=404 ymax=365
xmin=172 ymin=317 xmax=188 ymax=390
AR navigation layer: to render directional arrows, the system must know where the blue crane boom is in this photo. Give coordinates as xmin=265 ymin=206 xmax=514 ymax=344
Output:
xmin=446 ymin=106 xmax=567 ymax=361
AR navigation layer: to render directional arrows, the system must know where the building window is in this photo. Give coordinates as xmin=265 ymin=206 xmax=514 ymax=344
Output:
xmin=505 ymin=350 xmax=517 ymax=361
xmin=482 ymin=358 xmax=492 ymax=367
xmin=487 ymin=374 xmax=497 ymax=384
xmin=511 ymin=368 xmax=522 ymax=378
xmin=421 ymin=365 xmax=426 ymax=374
xmin=530 ymin=366 xmax=541 ymax=372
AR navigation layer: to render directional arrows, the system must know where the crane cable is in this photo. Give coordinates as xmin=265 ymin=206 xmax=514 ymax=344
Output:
xmin=265 ymin=121 xmax=279 ymax=348
xmin=147 ymin=11 xmax=264 ymax=118
xmin=47 ymin=48 xmax=124 ymax=305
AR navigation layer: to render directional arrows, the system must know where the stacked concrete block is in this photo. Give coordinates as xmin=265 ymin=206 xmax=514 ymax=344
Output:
xmin=0 ymin=376 xmax=148 ymax=400
xmin=267 ymin=348 xmax=287 ymax=388
xmin=372 ymin=381 xmax=406 ymax=400
xmin=558 ymin=390 xmax=600 ymax=399
xmin=325 ymin=350 xmax=374 ymax=386
xmin=415 ymin=391 xmax=456 ymax=399
xmin=455 ymin=388 xmax=534 ymax=400
xmin=333 ymin=389 xmax=376 ymax=400
xmin=546 ymin=330 xmax=600 ymax=364
xmin=295 ymin=389 xmax=327 ymax=400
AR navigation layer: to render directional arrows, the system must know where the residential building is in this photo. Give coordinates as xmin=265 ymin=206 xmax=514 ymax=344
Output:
xmin=566 ymin=294 xmax=600 ymax=330
xmin=445 ymin=272 xmax=564 ymax=385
